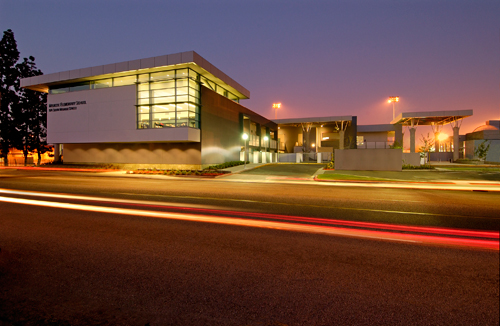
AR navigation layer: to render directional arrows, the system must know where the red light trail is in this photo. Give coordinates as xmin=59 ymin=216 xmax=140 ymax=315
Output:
xmin=0 ymin=188 xmax=498 ymax=250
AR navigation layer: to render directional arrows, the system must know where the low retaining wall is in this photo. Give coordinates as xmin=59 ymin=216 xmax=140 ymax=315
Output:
xmin=402 ymin=153 xmax=421 ymax=166
xmin=429 ymin=152 xmax=453 ymax=162
xmin=335 ymin=149 xmax=402 ymax=171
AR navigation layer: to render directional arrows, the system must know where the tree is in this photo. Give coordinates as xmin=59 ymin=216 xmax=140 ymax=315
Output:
xmin=0 ymin=29 xmax=47 ymax=166
xmin=0 ymin=29 xmax=21 ymax=166
xmin=419 ymin=133 xmax=434 ymax=161
xmin=474 ymin=140 xmax=490 ymax=161
xmin=14 ymin=56 xmax=49 ymax=166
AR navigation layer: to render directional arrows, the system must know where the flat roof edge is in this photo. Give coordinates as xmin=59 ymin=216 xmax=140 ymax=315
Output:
xmin=20 ymin=50 xmax=250 ymax=98
xmin=391 ymin=109 xmax=473 ymax=125
xmin=274 ymin=116 xmax=355 ymax=124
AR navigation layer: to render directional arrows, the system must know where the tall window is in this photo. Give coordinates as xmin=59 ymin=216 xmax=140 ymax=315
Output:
xmin=136 ymin=68 xmax=201 ymax=129
xmin=48 ymin=66 xmax=242 ymax=129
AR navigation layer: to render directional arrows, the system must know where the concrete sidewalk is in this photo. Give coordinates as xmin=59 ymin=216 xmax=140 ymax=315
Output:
xmin=220 ymin=163 xmax=270 ymax=174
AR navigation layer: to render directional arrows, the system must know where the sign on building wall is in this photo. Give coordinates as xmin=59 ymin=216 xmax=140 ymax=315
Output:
xmin=48 ymin=100 xmax=87 ymax=112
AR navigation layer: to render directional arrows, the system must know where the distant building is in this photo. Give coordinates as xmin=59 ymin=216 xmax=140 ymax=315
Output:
xmin=465 ymin=120 xmax=500 ymax=162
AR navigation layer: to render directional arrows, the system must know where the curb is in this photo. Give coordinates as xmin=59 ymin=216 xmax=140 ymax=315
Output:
xmin=313 ymin=175 xmax=455 ymax=185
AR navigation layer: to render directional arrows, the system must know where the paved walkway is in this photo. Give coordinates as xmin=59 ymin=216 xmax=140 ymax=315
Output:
xmin=3 ymin=163 xmax=500 ymax=192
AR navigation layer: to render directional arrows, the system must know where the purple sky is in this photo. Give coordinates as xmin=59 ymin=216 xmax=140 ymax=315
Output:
xmin=1 ymin=0 xmax=499 ymax=147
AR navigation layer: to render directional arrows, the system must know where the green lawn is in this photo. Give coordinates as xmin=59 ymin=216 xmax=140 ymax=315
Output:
xmin=436 ymin=167 xmax=500 ymax=172
xmin=317 ymin=173 xmax=398 ymax=182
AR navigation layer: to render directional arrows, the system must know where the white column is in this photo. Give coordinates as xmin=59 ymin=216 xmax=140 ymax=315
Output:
xmin=316 ymin=127 xmax=321 ymax=152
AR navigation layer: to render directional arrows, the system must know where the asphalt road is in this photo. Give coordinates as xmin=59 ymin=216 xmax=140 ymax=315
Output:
xmin=0 ymin=168 xmax=499 ymax=230
xmin=0 ymin=169 xmax=499 ymax=325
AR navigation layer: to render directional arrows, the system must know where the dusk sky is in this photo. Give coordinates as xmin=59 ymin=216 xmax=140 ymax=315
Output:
xmin=1 ymin=0 xmax=499 ymax=147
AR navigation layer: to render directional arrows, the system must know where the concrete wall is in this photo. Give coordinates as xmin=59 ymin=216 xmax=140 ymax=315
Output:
xmin=200 ymin=87 xmax=277 ymax=164
xmin=402 ymin=153 xmax=421 ymax=166
xmin=485 ymin=140 xmax=500 ymax=162
xmin=465 ymin=139 xmax=500 ymax=162
xmin=64 ymin=142 xmax=201 ymax=167
xmin=357 ymin=131 xmax=390 ymax=143
xmin=357 ymin=124 xmax=402 ymax=145
xmin=429 ymin=152 xmax=454 ymax=162
xmin=335 ymin=149 xmax=402 ymax=171
xmin=47 ymin=86 xmax=200 ymax=144
xmin=278 ymin=126 xmax=301 ymax=153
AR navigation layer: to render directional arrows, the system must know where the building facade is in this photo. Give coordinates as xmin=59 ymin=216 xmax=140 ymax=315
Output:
xmin=21 ymin=51 xmax=277 ymax=168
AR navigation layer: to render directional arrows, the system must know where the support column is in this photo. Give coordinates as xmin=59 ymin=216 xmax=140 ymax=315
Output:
xmin=453 ymin=126 xmax=460 ymax=161
xmin=315 ymin=126 xmax=321 ymax=153
xmin=339 ymin=130 xmax=345 ymax=150
xmin=410 ymin=128 xmax=416 ymax=153
xmin=53 ymin=144 xmax=60 ymax=163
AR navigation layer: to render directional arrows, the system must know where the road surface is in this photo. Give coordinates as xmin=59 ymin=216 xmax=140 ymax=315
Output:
xmin=0 ymin=169 xmax=498 ymax=325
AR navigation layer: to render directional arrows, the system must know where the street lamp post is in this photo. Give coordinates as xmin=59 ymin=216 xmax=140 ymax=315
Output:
xmin=242 ymin=133 xmax=249 ymax=168
xmin=388 ymin=96 xmax=399 ymax=120
xmin=272 ymin=103 xmax=281 ymax=120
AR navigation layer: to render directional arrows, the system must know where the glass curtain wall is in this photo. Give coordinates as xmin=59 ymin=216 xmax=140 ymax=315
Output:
xmin=48 ymin=67 xmax=242 ymax=130
xmin=137 ymin=68 xmax=200 ymax=129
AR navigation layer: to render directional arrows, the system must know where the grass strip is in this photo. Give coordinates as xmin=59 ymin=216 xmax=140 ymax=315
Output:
xmin=317 ymin=173 xmax=398 ymax=182
xmin=437 ymin=167 xmax=500 ymax=172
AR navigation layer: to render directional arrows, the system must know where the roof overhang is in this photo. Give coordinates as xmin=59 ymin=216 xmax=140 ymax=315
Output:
xmin=391 ymin=110 xmax=473 ymax=126
xmin=274 ymin=116 xmax=354 ymax=128
xmin=20 ymin=51 xmax=250 ymax=99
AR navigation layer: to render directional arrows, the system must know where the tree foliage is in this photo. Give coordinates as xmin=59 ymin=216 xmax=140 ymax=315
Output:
xmin=0 ymin=29 xmax=47 ymax=166
xmin=474 ymin=140 xmax=490 ymax=161
xmin=419 ymin=133 xmax=434 ymax=159
xmin=15 ymin=56 xmax=49 ymax=165
xmin=0 ymin=29 xmax=20 ymax=165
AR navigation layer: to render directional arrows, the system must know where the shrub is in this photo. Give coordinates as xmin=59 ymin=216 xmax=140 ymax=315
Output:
xmin=402 ymin=164 xmax=435 ymax=170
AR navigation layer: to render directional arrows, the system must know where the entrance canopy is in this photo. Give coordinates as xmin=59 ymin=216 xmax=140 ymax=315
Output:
xmin=391 ymin=110 xmax=473 ymax=126
xmin=274 ymin=115 xmax=354 ymax=127
xmin=390 ymin=109 xmax=473 ymax=158
xmin=275 ymin=116 xmax=357 ymax=152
